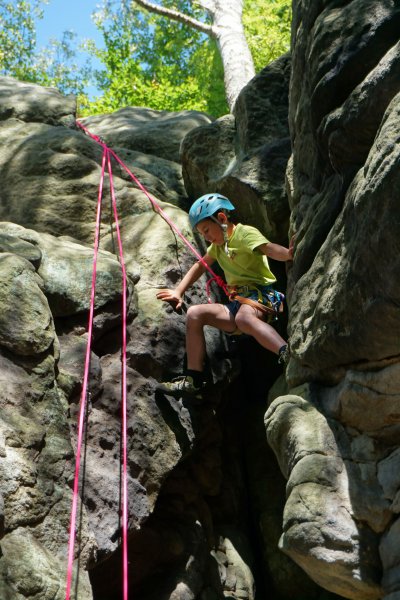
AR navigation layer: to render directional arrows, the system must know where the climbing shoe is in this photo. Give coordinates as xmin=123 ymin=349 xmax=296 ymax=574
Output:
xmin=156 ymin=375 xmax=203 ymax=399
xmin=278 ymin=344 xmax=290 ymax=366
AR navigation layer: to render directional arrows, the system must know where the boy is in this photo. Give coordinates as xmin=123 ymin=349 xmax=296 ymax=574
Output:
xmin=156 ymin=193 xmax=293 ymax=397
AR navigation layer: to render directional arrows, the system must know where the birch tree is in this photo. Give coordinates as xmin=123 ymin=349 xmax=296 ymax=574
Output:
xmin=132 ymin=0 xmax=255 ymax=110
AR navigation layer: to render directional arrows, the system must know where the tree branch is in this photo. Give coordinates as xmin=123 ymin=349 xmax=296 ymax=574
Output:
xmin=131 ymin=0 xmax=215 ymax=36
xmin=194 ymin=0 xmax=216 ymax=14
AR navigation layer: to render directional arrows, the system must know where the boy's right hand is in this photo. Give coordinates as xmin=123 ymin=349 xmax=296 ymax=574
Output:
xmin=156 ymin=288 xmax=184 ymax=311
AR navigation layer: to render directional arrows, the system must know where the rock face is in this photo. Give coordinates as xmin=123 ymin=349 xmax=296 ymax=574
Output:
xmin=0 ymin=69 xmax=300 ymax=600
xmin=265 ymin=2 xmax=400 ymax=600
xmin=2 ymin=3 xmax=399 ymax=597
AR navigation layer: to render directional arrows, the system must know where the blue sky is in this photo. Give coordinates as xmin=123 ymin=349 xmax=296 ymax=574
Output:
xmin=35 ymin=0 xmax=104 ymax=96
xmin=36 ymin=0 xmax=102 ymax=49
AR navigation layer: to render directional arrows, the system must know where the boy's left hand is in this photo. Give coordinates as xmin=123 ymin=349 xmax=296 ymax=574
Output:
xmin=156 ymin=288 xmax=184 ymax=311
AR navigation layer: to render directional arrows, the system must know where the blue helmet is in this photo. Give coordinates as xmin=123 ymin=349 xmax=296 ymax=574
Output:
xmin=188 ymin=193 xmax=235 ymax=229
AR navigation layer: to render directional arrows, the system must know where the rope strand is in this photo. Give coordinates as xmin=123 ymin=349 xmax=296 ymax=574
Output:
xmin=66 ymin=145 xmax=130 ymax=600
xmin=65 ymin=147 xmax=107 ymax=600
xmin=107 ymin=150 xmax=129 ymax=600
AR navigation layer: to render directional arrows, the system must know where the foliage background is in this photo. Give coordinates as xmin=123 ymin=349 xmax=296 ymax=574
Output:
xmin=0 ymin=0 xmax=291 ymax=117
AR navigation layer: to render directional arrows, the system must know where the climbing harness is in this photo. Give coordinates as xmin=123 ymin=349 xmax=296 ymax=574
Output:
xmin=65 ymin=140 xmax=129 ymax=600
xmin=227 ymin=285 xmax=284 ymax=322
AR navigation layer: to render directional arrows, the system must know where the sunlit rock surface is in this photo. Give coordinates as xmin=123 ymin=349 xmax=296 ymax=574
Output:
xmin=266 ymin=2 xmax=400 ymax=599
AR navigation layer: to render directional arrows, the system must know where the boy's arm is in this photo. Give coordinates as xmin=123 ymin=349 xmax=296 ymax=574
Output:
xmin=156 ymin=253 xmax=215 ymax=310
xmin=258 ymin=237 xmax=294 ymax=262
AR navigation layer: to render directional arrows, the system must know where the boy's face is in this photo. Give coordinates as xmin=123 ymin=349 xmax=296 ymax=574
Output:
xmin=196 ymin=218 xmax=225 ymax=245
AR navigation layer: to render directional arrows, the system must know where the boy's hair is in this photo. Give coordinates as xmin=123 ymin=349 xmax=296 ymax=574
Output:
xmin=210 ymin=209 xmax=233 ymax=222
xmin=211 ymin=209 xmax=238 ymax=225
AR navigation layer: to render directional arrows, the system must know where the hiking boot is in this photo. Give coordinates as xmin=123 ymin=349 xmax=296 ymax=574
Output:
xmin=278 ymin=344 xmax=290 ymax=366
xmin=156 ymin=375 xmax=203 ymax=399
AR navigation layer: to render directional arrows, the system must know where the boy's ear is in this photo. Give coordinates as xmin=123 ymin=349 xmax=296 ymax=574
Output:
xmin=216 ymin=211 xmax=228 ymax=224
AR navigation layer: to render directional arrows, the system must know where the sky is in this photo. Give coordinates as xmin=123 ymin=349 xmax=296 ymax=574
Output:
xmin=35 ymin=0 xmax=102 ymax=49
xmin=35 ymin=0 xmax=104 ymax=96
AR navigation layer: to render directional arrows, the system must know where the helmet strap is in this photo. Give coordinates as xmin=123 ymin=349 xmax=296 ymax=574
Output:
xmin=211 ymin=216 xmax=231 ymax=257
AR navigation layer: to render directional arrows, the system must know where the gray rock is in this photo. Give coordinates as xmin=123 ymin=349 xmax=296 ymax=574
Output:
xmin=318 ymin=363 xmax=400 ymax=436
xmin=57 ymin=333 xmax=102 ymax=400
xmin=108 ymin=146 xmax=187 ymax=206
xmin=0 ymin=80 xmax=206 ymax=242
xmin=0 ymin=343 xmax=95 ymax=598
xmin=36 ymin=233 xmax=130 ymax=317
xmin=289 ymin=92 xmax=400 ymax=372
xmin=0 ymin=232 xmax=42 ymax=267
xmin=0 ymin=253 xmax=54 ymax=356
xmin=0 ymin=223 xmax=137 ymax=342
xmin=378 ymin=449 xmax=400 ymax=504
xmin=0 ymin=118 xmax=110 ymax=240
xmin=380 ymin=518 xmax=400 ymax=598
xmin=69 ymin=353 xmax=196 ymax=559
xmin=0 ymin=76 xmax=76 ymax=125
xmin=81 ymin=106 xmax=213 ymax=163
xmin=319 ymin=40 xmax=400 ymax=176
xmin=234 ymin=53 xmax=290 ymax=155
xmin=280 ymin=37 xmax=400 ymax=600
xmin=0 ymin=528 xmax=92 ymax=600
xmin=266 ymin=389 xmax=383 ymax=599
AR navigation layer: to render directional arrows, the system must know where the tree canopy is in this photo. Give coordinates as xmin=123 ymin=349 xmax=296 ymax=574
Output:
xmin=243 ymin=0 xmax=291 ymax=72
xmin=0 ymin=0 xmax=91 ymax=95
xmin=0 ymin=0 xmax=291 ymax=117
xmin=84 ymin=0 xmax=291 ymax=116
xmin=128 ymin=0 xmax=256 ymax=111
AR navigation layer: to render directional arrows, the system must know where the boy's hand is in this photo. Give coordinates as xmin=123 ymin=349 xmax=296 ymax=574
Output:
xmin=156 ymin=288 xmax=184 ymax=311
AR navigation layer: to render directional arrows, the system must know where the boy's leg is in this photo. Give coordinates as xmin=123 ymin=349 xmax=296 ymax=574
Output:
xmin=234 ymin=304 xmax=286 ymax=354
xmin=186 ymin=303 xmax=236 ymax=371
xmin=156 ymin=303 xmax=236 ymax=397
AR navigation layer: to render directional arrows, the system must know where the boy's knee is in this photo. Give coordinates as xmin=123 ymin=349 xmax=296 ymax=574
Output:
xmin=187 ymin=304 xmax=205 ymax=324
xmin=235 ymin=310 xmax=255 ymax=333
xmin=234 ymin=311 xmax=247 ymax=331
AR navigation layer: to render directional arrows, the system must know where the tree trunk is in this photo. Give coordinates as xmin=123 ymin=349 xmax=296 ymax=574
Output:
xmin=132 ymin=0 xmax=255 ymax=111
xmin=207 ymin=0 xmax=255 ymax=110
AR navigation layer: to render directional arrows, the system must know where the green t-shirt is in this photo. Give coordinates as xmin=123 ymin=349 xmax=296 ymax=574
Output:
xmin=207 ymin=223 xmax=276 ymax=287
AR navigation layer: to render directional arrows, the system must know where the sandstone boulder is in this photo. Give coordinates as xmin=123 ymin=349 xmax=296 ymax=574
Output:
xmin=81 ymin=106 xmax=212 ymax=163
xmin=266 ymin=2 xmax=400 ymax=599
xmin=0 ymin=76 xmax=75 ymax=125
xmin=0 ymin=253 xmax=54 ymax=356
xmin=0 ymin=222 xmax=135 ymax=317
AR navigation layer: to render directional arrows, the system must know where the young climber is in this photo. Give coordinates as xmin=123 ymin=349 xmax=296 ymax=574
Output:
xmin=156 ymin=193 xmax=293 ymax=397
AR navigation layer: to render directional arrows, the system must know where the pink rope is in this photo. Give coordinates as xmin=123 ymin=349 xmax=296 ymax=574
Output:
xmin=66 ymin=119 xmax=232 ymax=595
xmin=106 ymin=150 xmax=129 ymax=600
xmin=66 ymin=144 xmax=130 ymax=600
xmin=76 ymin=120 xmax=229 ymax=299
xmin=65 ymin=147 xmax=107 ymax=600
